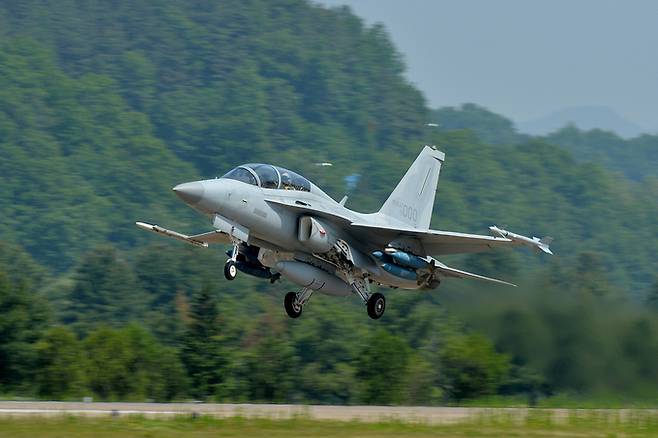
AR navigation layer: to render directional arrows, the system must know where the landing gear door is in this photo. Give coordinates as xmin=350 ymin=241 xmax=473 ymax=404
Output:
xmin=213 ymin=213 xmax=249 ymax=242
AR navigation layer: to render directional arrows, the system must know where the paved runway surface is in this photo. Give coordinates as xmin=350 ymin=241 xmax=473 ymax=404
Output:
xmin=0 ymin=402 xmax=656 ymax=424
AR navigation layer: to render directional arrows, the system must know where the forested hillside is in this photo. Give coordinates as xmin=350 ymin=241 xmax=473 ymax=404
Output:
xmin=544 ymin=126 xmax=658 ymax=181
xmin=1 ymin=0 xmax=427 ymax=271
xmin=1 ymin=0 xmax=657 ymax=404
xmin=432 ymin=104 xmax=658 ymax=181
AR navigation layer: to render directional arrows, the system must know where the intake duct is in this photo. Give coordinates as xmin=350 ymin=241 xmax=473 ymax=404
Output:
xmin=298 ymin=216 xmax=336 ymax=253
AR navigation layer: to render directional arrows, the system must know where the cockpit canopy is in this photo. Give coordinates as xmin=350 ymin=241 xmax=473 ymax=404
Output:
xmin=221 ymin=163 xmax=311 ymax=192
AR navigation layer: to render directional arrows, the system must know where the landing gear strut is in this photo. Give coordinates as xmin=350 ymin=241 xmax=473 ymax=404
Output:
xmin=284 ymin=287 xmax=313 ymax=318
xmin=224 ymin=242 xmax=239 ymax=281
xmin=350 ymin=275 xmax=386 ymax=320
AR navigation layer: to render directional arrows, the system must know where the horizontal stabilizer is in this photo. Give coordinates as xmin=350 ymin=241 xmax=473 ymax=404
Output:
xmin=135 ymin=221 xmax=230 ymax=247
xmin=433 ymin=260 xmax=517 ymax=287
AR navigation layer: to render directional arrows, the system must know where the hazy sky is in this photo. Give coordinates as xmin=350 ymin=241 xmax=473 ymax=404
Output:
xmin=318 ymin=0 xmax=658 ymax=129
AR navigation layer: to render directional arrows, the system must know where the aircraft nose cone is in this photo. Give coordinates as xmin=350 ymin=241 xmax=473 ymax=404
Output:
xmin=173 ymin=182 xmax=205 ymax=205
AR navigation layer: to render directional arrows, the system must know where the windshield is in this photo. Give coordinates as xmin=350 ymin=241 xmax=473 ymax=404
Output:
xmin=221 ymin=167 xmax=257 ymax=186
xmin=221 ymin=164 xmax=310 ymax=192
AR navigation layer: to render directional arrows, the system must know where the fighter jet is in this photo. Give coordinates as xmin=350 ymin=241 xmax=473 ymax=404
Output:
xmin=136 ymin=146 xmax=552 ymax=319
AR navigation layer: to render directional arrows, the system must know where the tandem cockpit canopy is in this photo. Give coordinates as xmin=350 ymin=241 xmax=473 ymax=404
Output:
xmin=221 ymin=163 xmax=311 ymax=192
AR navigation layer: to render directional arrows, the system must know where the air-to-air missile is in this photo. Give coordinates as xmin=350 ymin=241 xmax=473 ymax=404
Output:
xmin=488 ymin=225 xmax=553 ymax=255
xmin=135 ymin=221 xmax=208 ymax=248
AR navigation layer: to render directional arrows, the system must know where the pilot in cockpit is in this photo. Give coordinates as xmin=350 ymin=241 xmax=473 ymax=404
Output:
xmin=280 ymin=171 xmax=293 ymax=190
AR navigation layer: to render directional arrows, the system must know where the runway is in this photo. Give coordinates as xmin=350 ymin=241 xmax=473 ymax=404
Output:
xmin=0 ymin=402 xmax=656 ymax=424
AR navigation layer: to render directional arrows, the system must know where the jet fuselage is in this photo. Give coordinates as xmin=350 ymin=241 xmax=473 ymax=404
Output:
xmin=174 ymin=176 xmax=418 ymax=290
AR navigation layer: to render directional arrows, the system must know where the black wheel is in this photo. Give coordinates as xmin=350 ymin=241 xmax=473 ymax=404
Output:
xmin=367 ymin=292 xmax=386 ymax=320
xmin=224 ymin=260 xmax=237 ymax=281
xmin=284 ymin=292 xmax=302 ymax=318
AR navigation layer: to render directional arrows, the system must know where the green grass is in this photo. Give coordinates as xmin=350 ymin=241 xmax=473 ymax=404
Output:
xmin=0 ymin=412 xmax=657 ymax=438
xmin=459 ymin=393 xmax=658 ymax=409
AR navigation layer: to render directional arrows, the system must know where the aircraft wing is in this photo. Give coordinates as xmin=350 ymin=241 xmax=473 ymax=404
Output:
xmin=259 ymin=198 xmax=523 ymax=256
xmin=432 ymin=260 xmax=517 ymax=287
xmin=350 ymin=223 xmax=517 ymax=255
xmin=188 ymin=229 xmax=232 ymax=244
xmin=135 ymin=222 xmax=231 ymax=247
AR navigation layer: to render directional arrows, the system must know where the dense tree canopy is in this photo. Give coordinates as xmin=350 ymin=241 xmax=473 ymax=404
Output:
xmin=0 ymin=0 xmax=656 ymax=293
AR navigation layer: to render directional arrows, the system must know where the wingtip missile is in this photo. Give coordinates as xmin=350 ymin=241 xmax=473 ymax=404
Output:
xmin=135 ymin=221 xmax=155 ymax=231
xmin=489 ymin=225 xmax=554 ymax=255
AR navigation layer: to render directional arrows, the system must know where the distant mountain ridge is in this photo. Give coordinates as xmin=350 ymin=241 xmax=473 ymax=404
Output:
xmin=432 ymin=103 xmax=658 ymax=182
xmin=518 ymin=106 xmax=649 ymax=139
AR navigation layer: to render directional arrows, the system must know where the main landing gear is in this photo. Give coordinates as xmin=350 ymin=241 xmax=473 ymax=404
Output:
xmin=283 ymin=288 xmax=385 ymax=320
xmin=284 ymin=287 xmax=313 ymax=319
xmin=366 ymin=292 xmax=386 ymax=320
xmin=350 ymin=276 xmax=386 ymax=320
xmin=224 ymin=242 xmax=239 ymax=281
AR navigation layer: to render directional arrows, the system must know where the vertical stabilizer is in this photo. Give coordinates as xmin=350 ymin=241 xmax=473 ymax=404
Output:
xmin=378 ymin=146 xmax=444 ymax=229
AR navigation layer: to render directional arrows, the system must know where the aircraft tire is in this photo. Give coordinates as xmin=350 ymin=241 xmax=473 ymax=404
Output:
xmin=224 ymin=260 xmax=237 ymax=281
xmin=367 ymin=292 xmax=386 ymax=319
xmin=284 ymin=292 xmax=303 ymax=318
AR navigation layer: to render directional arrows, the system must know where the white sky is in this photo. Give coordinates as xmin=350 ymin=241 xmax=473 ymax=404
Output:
xmin=318 ymin=0 xmax=658 ymax=129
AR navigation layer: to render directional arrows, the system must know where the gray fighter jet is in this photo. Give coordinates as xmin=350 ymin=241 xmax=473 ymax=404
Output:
xmin=136 ymin=146 xmax=552 ymax=319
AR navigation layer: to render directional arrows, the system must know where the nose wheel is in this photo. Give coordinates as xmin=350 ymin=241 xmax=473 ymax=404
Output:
xmin=367 ymin=292 xmax=386 ymax=319
xmin=224 ymin=260 xmax=237 ymax=280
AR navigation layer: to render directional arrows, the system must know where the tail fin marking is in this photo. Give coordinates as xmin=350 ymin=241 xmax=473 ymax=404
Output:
xmin=378 ymin=146 xmax=444 ymax=230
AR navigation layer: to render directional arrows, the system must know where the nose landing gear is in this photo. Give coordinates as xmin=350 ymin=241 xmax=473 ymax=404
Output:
xmin=224 ymin=260 xmax=237 ymax=280
xmin=224 ymin=242 xmax=239 ymax=281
